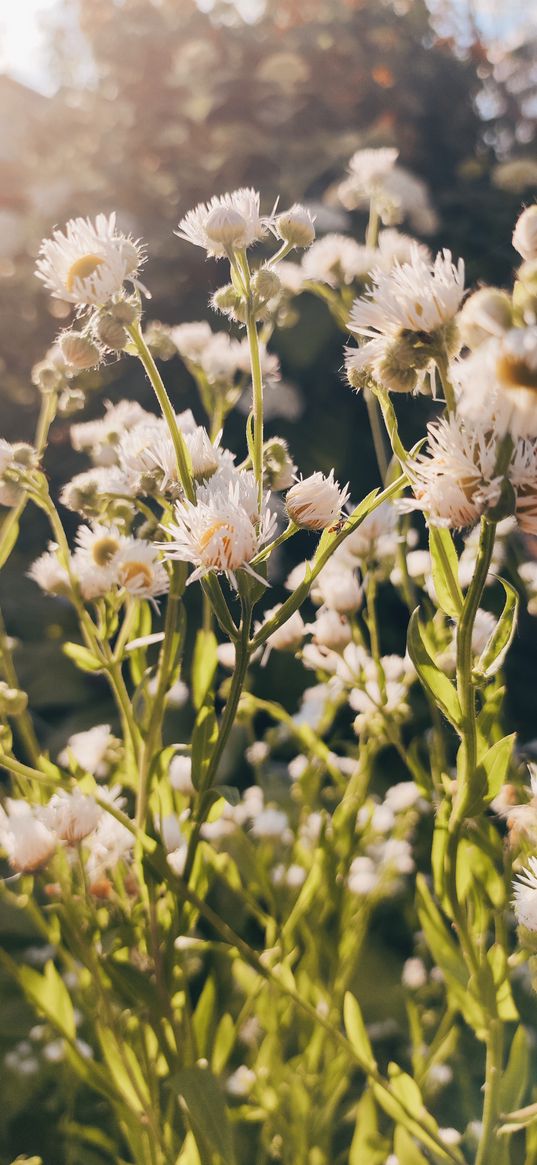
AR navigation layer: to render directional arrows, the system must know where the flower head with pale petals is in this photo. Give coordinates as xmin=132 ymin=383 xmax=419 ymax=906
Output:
xmin=0 ymin=800 xmax=57 ymax=873
xmin=164 ymin=477 xmax=276 ymax=588
xmin=401 ymin=415 xmax=503 ymax=530
xmin=176 ymin=189 xmax=267 ymax=258
xmin=349 ymin=246 xmax=465 ymax=340
xmin=285 ymin=470 xmax=349 ymax=531
xmin=36 ymin=214 xmax=145 ymax=307
xmin=513 ymin=856 xmax=537 ymax=931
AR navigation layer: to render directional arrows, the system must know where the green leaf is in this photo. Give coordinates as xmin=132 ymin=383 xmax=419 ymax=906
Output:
xmin=18 ymin=959 xmax=76 ymax=1040
xmin=428 ymin=527 xmax=463 ymax=618
xmin=415 ymin=876 xmax=486 ymax=1036
xmin=393 ymin=1126 xmax=429 ymax=1164
xmin=343 ymin=992 xmax=376 ymax=1069
xmin=63 ymin=641 xmax=104 ymax=673
xmin=474 ymin=578 xmax=519 ymax=679
xmin=499 ymin=1026 xmax=530 ymax=1116
xmin=191 ymin=705 xmax=218 ymax=790
xmin=192 ymin=975 xmax=216 ymax=1057
xmin=476 ymin=733 xmax=516 ymax=804
xmin=192 ymin=630 xmax=218 ymax=711
xmin=97 ymin=1024 xmax=151 ymax=1114
xmin=407 ymin=609 xmax=462 ymax=729
xmin=0 ymin=515 xmax=20 ymax=570
xmin=349 ymin=1090 xmax=387 ymax=1165
xmin=174 ymin=1065 xmax=236 ymax=1164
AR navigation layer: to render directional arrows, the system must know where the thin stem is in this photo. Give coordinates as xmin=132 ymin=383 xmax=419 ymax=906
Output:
xmin=136 ymin=565 xmax=185 ymax=829
xmin=475 ymin=1019 xmax=504 ymax=1165
xmin=435 ymin=351 xmax=457 ymax=415
xmin=127 ymin=323 xmax=195 ymax=503
xmin=180 ymin=603 xmax=252 ymax=891
xmin=0 ymin=609 xmax=41 ymax=766
xmin=364 ymin=389 xmax=389 ymax=483
xmin=451 ymin=517 xmax=496 ymax=827
xmin=245 ymin=308 xmax=265 ymax=510
xmin=366 ymin=199 xmax=380 ymax=250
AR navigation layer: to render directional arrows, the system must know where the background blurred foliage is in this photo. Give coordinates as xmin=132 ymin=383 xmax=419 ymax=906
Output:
xmin=0 ymin=2 xmax=536 ymax=1160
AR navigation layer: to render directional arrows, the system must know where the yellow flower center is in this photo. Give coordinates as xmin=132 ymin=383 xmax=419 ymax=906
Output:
xmin=120 ymin=561 xmax=153 ymax=589
xmin=66 ymin=253 xmax=105 ymax=292
xmin=92 ymin=537 xmax=120 ymax=567
xmin=199 ymin=521 xmax=234 ymax=556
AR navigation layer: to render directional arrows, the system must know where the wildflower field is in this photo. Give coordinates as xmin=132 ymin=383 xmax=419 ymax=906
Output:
xmin=2 ymin=3 xmax=537 ymax=1164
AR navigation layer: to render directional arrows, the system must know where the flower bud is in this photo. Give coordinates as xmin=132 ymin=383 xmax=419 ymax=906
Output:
xmin=59 ymin=331 xmax=103 ymax=370
xmin=263 ymin=437 xmax=296 ymax=490
xmin=286 ymin=470 xmax=349 ymax=530
xmin=58 ymin=387 xmax=87 ymax=416
xmin=513 ymin=261 xmax=537 ymax=326
xmin=0 ymin=681 xmax=28 ymax=717
xmin=204 ymin=206 xmax=249 ymax=249
xmin=459 ymin=287 xmax=512 ymax=349
xmin=310 ymin=609 xmax=352 ymax=651
xmin=252 ymin=267 xmax=282 ymax=301
xmin=32 ymin=359 xmax=65 ymax=393
xmin=211 ymin=283 xmax=245 ymax=321
xmin=96 ymin=314 xmax=129 ymax=351
xmin=143 ymin=321 xmax=177 ymax=360
xmin=275 ymin=205 xmax=316 ymax=248
xmin=264 ymin=607 xmax=305 ymax=653
xmin=513 ymin=205 xmax=537 ymax=262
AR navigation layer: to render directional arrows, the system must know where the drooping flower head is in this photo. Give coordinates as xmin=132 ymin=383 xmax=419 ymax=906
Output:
xmin=176 ymin=189 xmax=267 ymax=258
xmin=513 ymin=856 xmax=537 ymax=931
xmin=346 ymin=246 xmax=464 ymax=393
xmin=36 ymin=214 xmax=145 ymax=307
xmin=401 ymin=414 xmax=503 ymax=530
xmin=285 ymin=470 xmax=349 ymax=531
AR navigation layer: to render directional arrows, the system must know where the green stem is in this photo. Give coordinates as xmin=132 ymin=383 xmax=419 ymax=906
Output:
xmin=475 ymin=1019 xmax=504 ymax=1165
xmin=127 ymin=323 xmax=195 ymax=503
xmin=435 ymin=351 xmax=457 ymax=415
xmin=180 ymin=604 xmax=252 ymax=891
xmin=0 ymin=609 xmax=41 ymax=766
xmin=364 ymin=389 xmax=389 ymax=483
xmin=245 ymin=308 xmax=265 ymax=511
xmin=366 ymin=200 xmax=380 ymax=250
xmin=136 ymin=565 xmax=185 ymax=829
xmin=451 ymin=518 xmax=496 ymax=827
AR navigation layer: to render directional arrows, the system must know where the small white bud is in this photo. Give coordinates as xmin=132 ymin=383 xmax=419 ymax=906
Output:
xmin=275 ymin=204 xmax=316 ymax=248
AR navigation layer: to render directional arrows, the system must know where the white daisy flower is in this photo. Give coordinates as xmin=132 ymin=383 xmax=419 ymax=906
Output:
xmin=115 ymin=538 xmax=169 ymax=599
xmin=510 ymin=437 xmax=537 ymax=537
xmin=513 ymin=856 xmax=537 ymax=931
xmin=307 ymin=608 xmax=352 ymax=651
xmin=302 ymin=234 xmax=377 ymax=286
xmin=169 ymin=754 xmax=194 ymax=796
xmin=456 ymin=330 xmax=537 ymax=440
xmin=0 ymin=800 xmax=57 ymax=873
xmin=348 ymin=246 xmax=465 ymax=339
xmin=0 ymin=440 xmax=37 ymax=507
xmin=85 ymin=788 xmax=133 ymax=881
xmin=285 ymin=470 xmax=349 ymax=530
xmin=58 ymin=723 xmax=119 ymax=778
xmin=36 ymin=213 xmax=145 ymax=307
xmin=164 ymin=478 xmax=276 ymax=588
xmin=70 ymin=400 xmax=151 ymax=465
xmin=311 ymin=561 xmax=362 ymax=612
xmin=401 ymin=415 xmax=503 ymax=529
xmin=257 ymin=605 xmax=305 ymax=658
xmin=170 ymin=320 xmax=214 ymax=361
xmin=28 ymin=545 xmax=71 ymax=597
xmin=41 ymin=789 xmax=102 ymax=845
xmin=60 ymin=466 xmax=135 ymax=514
xmin=176 ymin=188 xmax=267 ymax=258
xmin=337 ymin=148 xmax=399 ymax=212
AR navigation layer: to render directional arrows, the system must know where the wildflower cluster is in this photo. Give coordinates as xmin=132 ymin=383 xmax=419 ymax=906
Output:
xmin=1 ymin=158 xmax=537 ymax=1165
